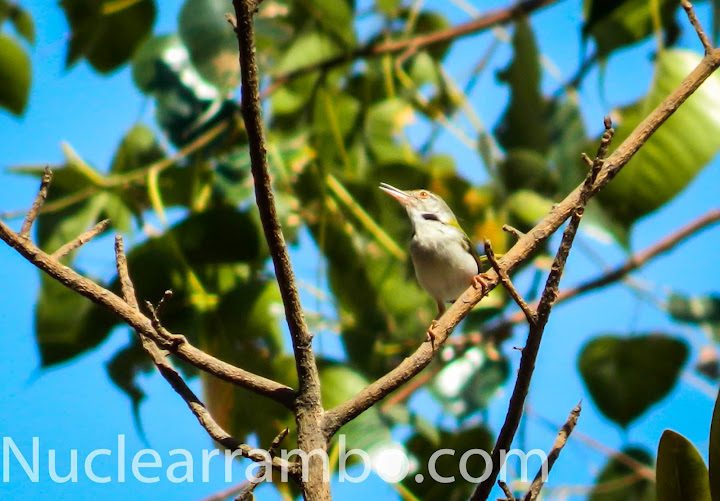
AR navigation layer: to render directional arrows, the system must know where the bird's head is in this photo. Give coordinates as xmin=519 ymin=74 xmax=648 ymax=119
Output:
xmin=379 ymin=182 xmax=458 ymax=228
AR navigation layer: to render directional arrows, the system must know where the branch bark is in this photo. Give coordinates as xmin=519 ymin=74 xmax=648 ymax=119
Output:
xmin=232 ymin=1 xmax=329 ymax=499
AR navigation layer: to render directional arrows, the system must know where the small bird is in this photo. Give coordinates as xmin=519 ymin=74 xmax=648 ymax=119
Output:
xmin=379 ymin=183 xmax=487 ymax=342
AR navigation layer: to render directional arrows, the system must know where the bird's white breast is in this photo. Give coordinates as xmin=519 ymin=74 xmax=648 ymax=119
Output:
xmin=409 ymin=221 xmax=478 ymax=303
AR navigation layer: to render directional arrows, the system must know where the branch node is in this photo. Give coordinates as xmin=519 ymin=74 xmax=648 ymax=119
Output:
xmin=20 ymin=166 xmax=52 ymax=238
xmin=498 ymin=480 xmax=516 ymax=501
xmin=484 ymin=239 xmax=536 ymax=325
xmin=145 ymin=300 xmax=187 ymax=348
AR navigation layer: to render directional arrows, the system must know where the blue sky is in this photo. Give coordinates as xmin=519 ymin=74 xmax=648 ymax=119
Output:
xmin=1 ymin=1 xmax=719 ymax=500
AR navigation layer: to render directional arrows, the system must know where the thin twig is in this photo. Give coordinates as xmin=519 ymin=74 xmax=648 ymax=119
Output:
xmin=498 ymin=480 xmax=517 ymax=501
xmin=523 ymin=403 xmax=582 ymax=501
xmin=114 ymin=236 xmax=297 ymax=475
xmin=484 ymin=239 xmax=536 ymax=325
xmin=471 ymin=119 xmax=613 ymax=501
xmin=51 ymin=219 xmax=111 ymax=259
xmin=235 ymin=428 xmax=290 ymax=501
xmin=19 ymin=166 xmax=52 ymax=238
xmin=502 ymin=224 xmax=525 ymax=240
xmin=681 ymin=0 xmax=713 ymax=53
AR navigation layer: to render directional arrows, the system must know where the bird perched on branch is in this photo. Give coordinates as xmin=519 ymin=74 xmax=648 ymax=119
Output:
xmin=379 ymin=183 xmax=488 ymax=343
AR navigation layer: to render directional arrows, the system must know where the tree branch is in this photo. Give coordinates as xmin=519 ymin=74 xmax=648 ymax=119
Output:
xmin=19 ymin=165 xmax=51 ymax=237
xmin=0 ymin=215 xmax=296 ymax=408
xmin=263 ymin=0 xmax=562 ymax=97
xmin=522 ymin=403 xmax=581 ymax=501
xmin=232 ymin=1 xmax=329 ymax=499
xmin=114 ymin=236 xmax=297 ymax=475
xmin=681 ymin=0 xmax=713 ymax=54
xmin=51 ymin=219 xmax=110 ymax=259
xmin=470 ymin=119 xmax=614 ymax=501
xmin=324 ymin=40 xmax=720 ymax=435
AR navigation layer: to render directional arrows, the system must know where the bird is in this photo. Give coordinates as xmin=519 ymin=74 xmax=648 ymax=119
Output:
xmin=379 ymin=182 xmax=488 ymax=343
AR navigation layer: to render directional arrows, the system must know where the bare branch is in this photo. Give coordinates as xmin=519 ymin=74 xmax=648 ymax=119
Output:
xmin=0 ymin=219 xmax=297 ymax=407
xmin=498 ymin=480 xmax=517 ymax=501
xmin=114 ymin=236 xmax=297 ymax=475
xmin=523 ymin=403 xmax=582 ymax=501
xmin=471 ymin=119 xmax=614 ymax=501
xmin=484 ymin=239 xmax=536 ymax=325
xmin=51 ymin=219 xmax=111 ymax=259
xmin=20 ymin=166 xmax=52 ymax=238
xmin=681 ymin=0 xmax=713 ymax=53
xmin=235 ymin=428 xmax=290 ymax=501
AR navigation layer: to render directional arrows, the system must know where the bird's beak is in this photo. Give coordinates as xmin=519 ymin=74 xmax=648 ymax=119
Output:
xmin=379 ymin=182 xmax=410 ymax=205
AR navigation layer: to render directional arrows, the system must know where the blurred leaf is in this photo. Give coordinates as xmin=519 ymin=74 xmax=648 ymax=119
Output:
xmin=711 ymin=382 xmax=720 ymax=501
xmin=498 ymin=149 xmax=558 ymax=196
xmin=364 ymin=98 xmax=416 ymax=164
xmin=62 ymin=0 xmax=156 ymax=73
xmin=429 ymin=346 xmax=510 ymax=421
xmin=110 ymin=123 xmax=166 ymax=174
xmin=8 ymin=4 xmax=35 ymax=45
xmin=656 ymin=429 xmax=711 ymax=501
xmin=36 ymin=274 xmax=118 ymax=367
xmin=179 ymin=0 xmax=239 ymax=90
xmin=106 ymin=338 xmax=154 ymax=433
xmin=402 ymin=425 xmax=494 ymax=501
xmin=322 ymin=364 xmax=393 ymax=453
xmin=201 ymin=278 xmax=296 ymax=446
xmin=494 ymin=18 xmax=549 ymax=154
xmin=505 ymin=189 xmax=555 ymax=230
xmin=578 ymin=334 xmax=688 ymax=427
xmin=273 ymin=30 xmax=343 ymax=76
xmin=598 ymin=50 xmax=720 ymax=224
xmin=583 ymin=0 xmax=680 ymax=58
xmin=668 ymin=292 xmax=720 ymax=324
xmin=546 ymin=97 xmax=589 ymax=195
xmin=589 ymin=446 xmax=655 ymax=501
xmin=0 ymin=34 xmax=31 ymax=115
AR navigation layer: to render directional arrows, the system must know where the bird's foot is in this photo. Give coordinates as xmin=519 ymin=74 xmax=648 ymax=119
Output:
xmin=426 ymin=321 xmax=438 ymax=348
xmin=472 ymin=273 xmax=491 ymax=294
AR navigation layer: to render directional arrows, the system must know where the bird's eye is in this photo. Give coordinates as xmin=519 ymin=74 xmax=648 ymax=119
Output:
xmin=418 ymin=190 xmax=429 ymax=199
xmin=422 ymin=213 xmax=440 ymax=222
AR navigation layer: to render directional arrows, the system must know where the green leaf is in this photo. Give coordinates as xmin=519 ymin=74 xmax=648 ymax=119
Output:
xmin=110 ymin=123 xmax=166 ymax=174
xmin=598 ymin=49 xmax=720 ymax=224
xmin=402 ymin=425 xmax=494 ymax=501
xmin=364 ymin=98 xmax=416 ymax=164
xmin=498 ymin=149 xmax=558 ymax=196
xmin=578 ymin=334 xmax=689 ymax=428
xmin=668 ymin=292 xmax=720 ymax=325
xmin=711 ymin=385 xmax=720 ymax=501
xmin=200 ymin=278 xmax=296 ymax=446
xmin=0 ymin=34 xmax=31 ymax=115
xmin=505 ymin=189 xmax=555 ymax=230
xmin=583 ymin=0 xmax=680 ymax=58
xmin=494 ymin=19 xmax=549 ymax=154
xmin=36 ymin=274 xmax=118 ymax=367
xmin=321 ymin=364 xmax=393 ymax=454
xmin=179 ymin=0 xmax=239 ymax=90
xmin=10 ymin=5 xmax=35 ymax=45
xmin=62 ymin=0 xmax=156 ymax=73
xmin=589 ymin=446 xmax=655 ymax=501
xmin=656 ymin=429 xmax=711 ymax=501
xmin=273 ymin=30 xmax=343 ymax=76
xmin=106 ymin=338 xmax=154 ymax=433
